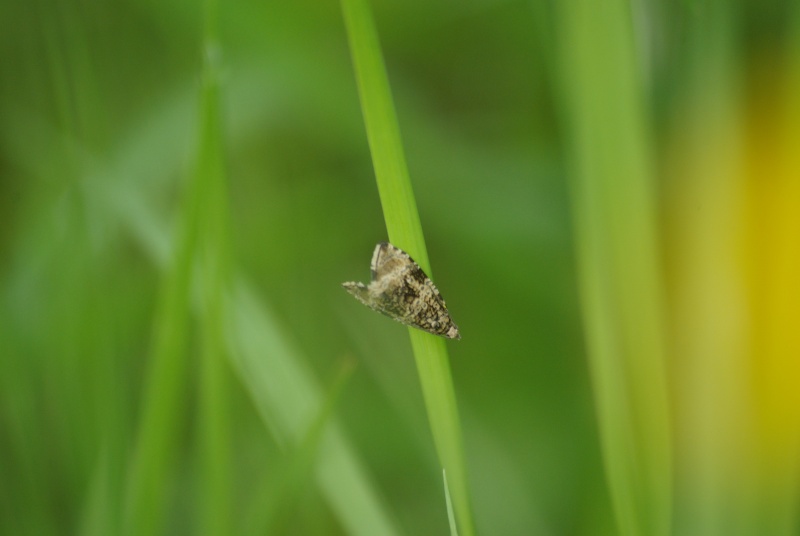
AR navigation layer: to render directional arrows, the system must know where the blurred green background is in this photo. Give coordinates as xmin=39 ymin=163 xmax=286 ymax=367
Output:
xmin=1 ymin=0 xmax=799 ymax=535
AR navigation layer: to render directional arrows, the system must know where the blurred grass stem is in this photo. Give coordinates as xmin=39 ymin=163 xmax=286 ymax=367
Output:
xmin=555 ymin=1 xmax=672 ymax=535
xmin=196 ymin=21 xmax=234 ymax=536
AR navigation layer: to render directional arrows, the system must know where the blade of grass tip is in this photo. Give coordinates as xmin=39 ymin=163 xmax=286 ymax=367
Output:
xmin=195 ymin=26 xmax=233 ymax=536
xmin=443 ymin=469 xmax=459 ymax=536
xmin=554 ymin=1 xmax=671 ymax=536
xmin=339 ymin=1 xmax=475 ymax=535
xmin=245 ymin=359 xmax=356 ymax=536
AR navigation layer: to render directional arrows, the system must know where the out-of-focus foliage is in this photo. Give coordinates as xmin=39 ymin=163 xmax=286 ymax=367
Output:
xmin=1 ymin=0 xmax=798 ymax=535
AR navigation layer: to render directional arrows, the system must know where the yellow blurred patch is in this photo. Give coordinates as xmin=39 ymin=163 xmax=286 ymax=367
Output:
xmin=742 ymin=57 xmax=800 ymax=478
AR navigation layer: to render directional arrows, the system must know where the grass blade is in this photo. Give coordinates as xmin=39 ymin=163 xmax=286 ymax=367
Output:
xmin=340 ymin=0 xmax=474 ymax=534
xmin=122 ymin=118 xmax=199 ymax=536
xmin=244 ymin=359 xmax=355 ymax=536
xmin=443 ymin=469 xmax=459 ymax=536
xmin=226 ymin=282 xmax=401 ymax=536
xmin=76 ymin=85 xmax=403 ymax=536
xmin=195 ymin=29 xmax=233 ymax=536
xmin=555 ymin=1 xmax=672 ymax=535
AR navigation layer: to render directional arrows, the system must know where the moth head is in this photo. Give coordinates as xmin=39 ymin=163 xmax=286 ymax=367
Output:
xmin=342 ymin=281 xmax=369 ymax=303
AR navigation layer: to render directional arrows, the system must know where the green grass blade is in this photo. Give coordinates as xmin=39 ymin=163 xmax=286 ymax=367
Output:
xmin=227 ymin=282 xmax=401 ymax=536
xmin=195 ymin=30 xmax=233 ymax=536
xmin=79 ymin=86 xmax=403 ymax=536
xmin=408 ymin=332 xmax=472 ymax=534
xmin=123 ymin=31 xmax=233 ymax=536
xmin=443 ymin=470 xmax=459 ymax=536
xmin=555 ymin=1 xmax=672 ymax=535
xmin=123 ymin=133 xmax=200 ymax=535
xmin=245 ymin=359 xmax=355 ymax=536
xmin=339 ymin=0 xmax=428 ymax=267
xmin=340 ymin=1 xmax=474 ymax=535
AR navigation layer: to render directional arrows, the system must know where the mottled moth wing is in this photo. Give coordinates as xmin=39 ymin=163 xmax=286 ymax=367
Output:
xmin=342 ymin=242 xmax=461 ymax=340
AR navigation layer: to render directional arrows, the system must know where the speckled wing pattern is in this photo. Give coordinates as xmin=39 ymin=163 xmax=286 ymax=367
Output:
xmin=342 ymin=242 xmax=461 ymax=340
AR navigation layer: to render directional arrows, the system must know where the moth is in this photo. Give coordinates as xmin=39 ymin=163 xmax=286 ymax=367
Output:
xmin=342 ymin=242 xmax=461 ymax=340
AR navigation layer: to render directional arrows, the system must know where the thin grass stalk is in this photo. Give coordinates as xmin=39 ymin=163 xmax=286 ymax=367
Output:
xmin=196 ymin=9 xmax=233 ymax=535
xmin=122 ymin=69 xmax=205 ymax=536
xmin=443 ymin=470 xmax=459 ymax=536
xmin=123 ymin=175 xmax=198 ymax=535
xmin=339 ymin=0 xmax=474 ymax=534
